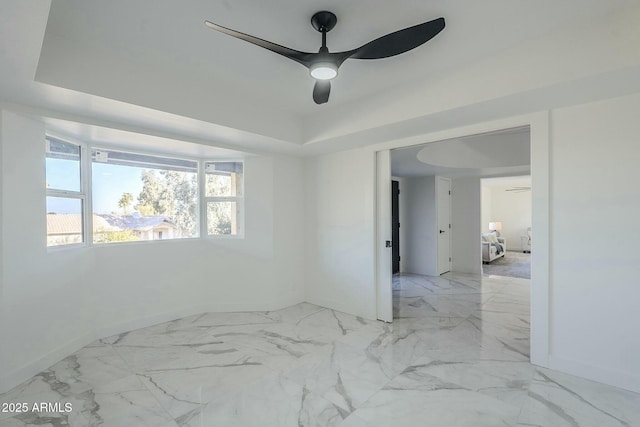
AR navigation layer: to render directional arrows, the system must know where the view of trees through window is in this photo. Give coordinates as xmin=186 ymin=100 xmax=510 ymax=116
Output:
xmin=205 ymin=162 xmax=243 ymax=236
xmin=91 ymin=149 xmax=199 ymax=244
xmin=45 ymin=138 xmax=244 ymax=247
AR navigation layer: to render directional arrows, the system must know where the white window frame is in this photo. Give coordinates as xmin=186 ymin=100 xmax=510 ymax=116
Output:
xmin=201 ymin=160 xmax=245 ymax=239
xmin=45 ymin=134 xmax=246 ymax=249
xmin=45 ymin=135 xmax=89 ymax=250
xmin=90 ymin=146 xmax=202 ymax=244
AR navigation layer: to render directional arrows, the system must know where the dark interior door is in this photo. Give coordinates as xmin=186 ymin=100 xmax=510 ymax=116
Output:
xmin=392 ymin=180 xmax=400 ymax=273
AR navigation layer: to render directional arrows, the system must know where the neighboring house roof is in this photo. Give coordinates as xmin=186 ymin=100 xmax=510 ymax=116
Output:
xmin=97 ymin=214 xmax=177 ymax=231
xmin=47 ymin=214 xmax=176 ymax=235
xmin=47 ymin=214 xmax=116 ymax=235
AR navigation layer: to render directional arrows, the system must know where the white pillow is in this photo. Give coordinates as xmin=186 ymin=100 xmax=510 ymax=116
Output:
xmin=482 ymin=233 xmax=498 ymax=243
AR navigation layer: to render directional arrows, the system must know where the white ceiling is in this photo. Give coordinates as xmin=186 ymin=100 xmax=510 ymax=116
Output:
xmin=482 ymin=175 xmax=531 ymax=189
xmin=391 ymin=127 xmax=530 ymax=178
xmin=38 ymin=0 xmax=622 ymax=114
xmin=1 ymin=0 xmax=640 ymax=155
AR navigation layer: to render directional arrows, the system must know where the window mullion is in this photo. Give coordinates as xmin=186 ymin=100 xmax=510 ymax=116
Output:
xmin=83 ymin=143 xmax=93 ymax=246
xmin=199 ymin=160 xmax=206 ymax=238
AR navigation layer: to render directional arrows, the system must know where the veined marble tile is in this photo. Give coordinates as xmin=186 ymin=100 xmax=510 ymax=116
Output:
xmin=517 ymin=368 xmax=640 ymax=427
xmin=0 ymin=369 xmax=160 ymax=426
xmin=413 ymin=319 xmax=505 ymax=352
xmin=352 ymin=387 xmax=521 ymax=427
xmin=294 ymin=308 xmax=374 ymax=339
xmin=0 ymin=344 xmax=138 ymax=425
xmin=391 ymin=315 xmax=467 ymax=332
xmin=417 ymin=343 xmax=529 ymax=365
xmin=283 ymin=341 xmax=395 ymax=412
xmin=83 ymin=389 xmax=178 ymax=427
xmin=482 ymin=293 xmax=530 ymax=313
xmin=201 ymin=373 xmax=348 ymax=427
xmin=395 ymin=274 xmax=484 ymax=296
xmin=394 ymin=294 xmax=483 ymax=319
xmin=265 ymin=302 xmax=326 ymax=324
xmin=136 ymin=349 xmax=275 ymax=419
xmin=6 ymin=272 xmax=640 ymax=427
xmin=339 ymin=413 xmax=379 ymax=427
xmin=207 ymin=321 xmax=335 ymax=371
xmin=101 ymin=319 xmax=212 ymax=348
xmin=1 ymin=409 xmax=91 ymax=427
xmin=174 ymin=405 xmax=204 ymax=427
xmin=176 ymin=310 xmax=278 ymax=329
xmin=471 ymin=307 xmax=531 ymax=330
xmin=334 ymin=322 xmax=431 ymax=378
xmin=467 ymin=314 xmax=530 ymax=359
xmin=397 ymin=354 xmax=534 ymax=407
xmin=107 ymin=323 xmax=248 ymax=374
xmin=2 ymin=345 xmax=134 ymax=406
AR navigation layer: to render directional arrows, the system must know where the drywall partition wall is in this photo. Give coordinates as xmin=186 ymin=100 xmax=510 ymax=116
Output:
xmin=0 ymin=110 xmax=306 ymax=393
xmin=480 ymin=186 xmax=492 ymax=234
xmin=272 ymin=156 xmax=306 ymax=303
xmin=402 ymin=176 xmax=438 ymax=276
xmin=548 ymin=92 xmax=640 ymax=393
xmin=0 ymin=111 xmax=96 ymax=393
xmin=487 ymin=186 xmax=532 ymax=251
xmin=304 ymin=148 xmax=377 ymax=319
xmin=451 ymin=178 xmax=482 ymax=274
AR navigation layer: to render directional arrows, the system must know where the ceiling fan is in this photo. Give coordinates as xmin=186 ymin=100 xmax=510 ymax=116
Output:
xmin=204 ymin=11 xmax=445 ymax=104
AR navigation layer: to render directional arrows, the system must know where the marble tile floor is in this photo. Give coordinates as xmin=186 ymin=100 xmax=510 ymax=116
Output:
xmin=2 ymin=273 xmax=639 ymax=426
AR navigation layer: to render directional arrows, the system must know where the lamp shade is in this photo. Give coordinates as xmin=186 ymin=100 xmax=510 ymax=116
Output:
xmin=489 ymin=222 xmax=502 ymax=232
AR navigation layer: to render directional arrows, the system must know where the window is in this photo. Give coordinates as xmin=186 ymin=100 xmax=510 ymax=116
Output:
xmin=92 ymin=149 xmax=199 ymax=244
xmin=45 ymin=137 xmax=86 ymax=247
xmin=205 ymin=161 xmax=243 ymax=236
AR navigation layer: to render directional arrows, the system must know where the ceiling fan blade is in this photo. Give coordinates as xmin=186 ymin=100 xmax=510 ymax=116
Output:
xmin=205 ymin=20 xmax=314 ymax=67
xmin=349 ymin=17 xmax=445 ymax=60
xmin=313 ymin=80 xmax=331 ymax=104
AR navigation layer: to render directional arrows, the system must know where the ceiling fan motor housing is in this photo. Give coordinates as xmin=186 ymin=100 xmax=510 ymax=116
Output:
xmin=311 ymin=11 xmax=337 ymax=33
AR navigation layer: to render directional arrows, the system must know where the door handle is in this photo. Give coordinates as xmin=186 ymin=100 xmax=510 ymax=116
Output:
xmin=439 ymin=230 xmax=446 ymax=234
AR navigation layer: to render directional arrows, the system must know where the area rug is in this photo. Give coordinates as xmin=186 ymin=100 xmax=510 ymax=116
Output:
xmin=483 ymin=251 xmax=531 ymax=279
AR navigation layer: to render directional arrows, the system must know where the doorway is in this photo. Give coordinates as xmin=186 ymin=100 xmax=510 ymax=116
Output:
xmin=437 ymin=177 xmax=451 ymax=275
xmin=481 ymin=175 xmax=532 ymax=279
xmin=376 ymin=114 xmax=550 ymax=367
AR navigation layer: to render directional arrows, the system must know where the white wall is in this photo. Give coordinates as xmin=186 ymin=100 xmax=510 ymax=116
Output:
xmin=547 ymin=92 xmax=640 ymax=393
xmin=401 ymin=176 xmax=438 ymax=276
xmin=304 ymin=148 xmax=377 ymax=319
xmin=4 ymin=92 xmax=640 ymax=397
xmin=305 ymin=93 xmax=640 ymax=394
xmin=481 ymin=186 xmax=492 ymax=235
xmin=451 ymin=178 xmax=482 ymax=274
xmin=0 ymin=110 xmax=306 ymax=393
xmin=482 ymin=186 xmax=532 ymax=251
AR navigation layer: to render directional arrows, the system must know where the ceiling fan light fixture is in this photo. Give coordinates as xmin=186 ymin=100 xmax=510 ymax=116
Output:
xmin=310 ymin=62 xmax=338 ymax=80
xmin=205 ymin=13 xmax=446 ymax=103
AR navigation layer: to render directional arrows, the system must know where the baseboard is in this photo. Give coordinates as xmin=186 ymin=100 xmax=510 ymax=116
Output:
xmin=548 ymin=355 xmax=640 ymax=394
xmin=1 ymin=296 xmax=304 ymax=395
xmin=0 ymin=332 xmax=95 ymax=394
